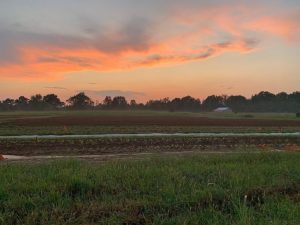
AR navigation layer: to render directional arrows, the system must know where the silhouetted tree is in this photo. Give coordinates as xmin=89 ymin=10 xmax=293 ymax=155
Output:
xmin=170 ymin=96 xmax=201 ymax=111
xmin=15 ymin=96 xmax=29 ymax=110
xmin=146 ymin=98 xmax=170 ymax=110
xmin=29 ymin=94 xmax=45 ymax=110
xmin=226 ymin=95 xmax=248 ymax=112
xmin=43 ymin=94 xmax=64 ymax=109
xmin=130 ymin=99 xmax=138 ymax=109
xmin=251 ymin=91 xmax=276 ymax=112
xmin=1 ymin=91 xmax=300 ymax=112
xmin=67 ymin=92 xmax=94 ymax=109
xmin=111 ymin=96 xmax=128 ymax=109
xmin=103 ymin=96 xmax=113 ymax=108
xmin=2 ymin=98 xmax=15 ymax=111
xmin=202 ymin=95 xmax=224 ymax=111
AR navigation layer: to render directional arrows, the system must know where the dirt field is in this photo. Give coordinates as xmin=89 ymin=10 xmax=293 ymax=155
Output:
xmin=7 ymin=115 xmax=300 ymax=127
xmin=1 ymin=111 xmax=300 ymax=158
xmin=1 ymin=136 xmax=299 ymax=156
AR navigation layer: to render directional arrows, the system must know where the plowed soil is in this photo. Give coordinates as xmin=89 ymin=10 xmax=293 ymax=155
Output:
xmin=7 ymin=116 xmax=300 ymax=127
xmin=1 ymin=136 xmax=299 ymax=156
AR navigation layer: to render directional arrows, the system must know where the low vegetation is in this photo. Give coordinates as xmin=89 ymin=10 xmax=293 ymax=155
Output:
xmin=0 ymin=153 xmax=300 ymax=224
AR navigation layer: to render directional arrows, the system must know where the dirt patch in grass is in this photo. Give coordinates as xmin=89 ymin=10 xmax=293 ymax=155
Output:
xmin=244 ymin=183 xmax=300 ymax=207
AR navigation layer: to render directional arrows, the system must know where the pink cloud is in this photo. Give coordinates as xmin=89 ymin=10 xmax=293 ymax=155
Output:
xmin=0 ymin=3 xmax=299 ymax=80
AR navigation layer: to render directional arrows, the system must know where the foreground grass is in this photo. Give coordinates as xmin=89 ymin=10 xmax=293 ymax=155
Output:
xmin=0 ymin=153 xmax=300 ymax=224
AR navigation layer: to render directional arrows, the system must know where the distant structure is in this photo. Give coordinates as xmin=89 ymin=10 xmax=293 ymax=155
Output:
xmin=214 ymin=107 xmax=232 ymax=113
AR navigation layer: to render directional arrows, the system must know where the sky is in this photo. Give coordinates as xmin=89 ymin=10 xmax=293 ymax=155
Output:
xmin=0 ymin=0 xmax=299 ymax=102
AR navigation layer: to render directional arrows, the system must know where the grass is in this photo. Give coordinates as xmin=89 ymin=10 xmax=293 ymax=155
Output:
xmin=0 ymin=152 xmax=300 ymax=224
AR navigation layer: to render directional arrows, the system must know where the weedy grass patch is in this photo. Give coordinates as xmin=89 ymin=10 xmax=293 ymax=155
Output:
xmin=0 ymin=152 xmax=300 ymax=224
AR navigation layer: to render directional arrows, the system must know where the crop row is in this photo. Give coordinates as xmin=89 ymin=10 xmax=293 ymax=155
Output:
xmin=1 ymin=136 xmax=300 ymax=156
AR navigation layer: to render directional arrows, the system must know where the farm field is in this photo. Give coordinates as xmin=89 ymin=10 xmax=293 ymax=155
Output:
xmin=0 ymin=153 xmax=300 ymax=225
xmin=1 ymin=110 xmax=300 ymax=224
xmin=0 ymin=110 xmax=300 ymax=157
xmin=1 ymin=136 xmax=300 ymax=156
xmin=0 ymin=110 xmax=300 ymax=136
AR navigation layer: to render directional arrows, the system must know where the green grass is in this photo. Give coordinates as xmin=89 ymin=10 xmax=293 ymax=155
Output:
xmin=0 ymin=152 xmax=300 ymax=224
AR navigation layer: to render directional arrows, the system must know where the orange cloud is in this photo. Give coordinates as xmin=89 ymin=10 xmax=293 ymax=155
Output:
xmin=0 ymin=3 xmax=299 ymax=80
xmin=0 ymin=36 xmax=257 ymax=80
xmin=246 ymin=15 xmax=300 ymax=42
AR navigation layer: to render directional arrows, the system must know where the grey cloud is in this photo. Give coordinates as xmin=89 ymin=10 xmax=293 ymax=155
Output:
xmin=37 ymin=56 xmax=98 ymax=67
xmin=0 ymin=17 xmax=153 ymax=65
xmin=243 ymin=38 xmax=260 ymax=49
xmin=139 ymin=39 xmax=259 ymax=65
xmin=0 ymin=29 xmax=87 ymax=64
xmin=92 ymin=18 xmax=153 ymax=53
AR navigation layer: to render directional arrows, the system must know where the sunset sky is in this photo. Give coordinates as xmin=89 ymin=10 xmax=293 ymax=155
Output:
xmin=0 ymin=0 xmax=299 ymax=102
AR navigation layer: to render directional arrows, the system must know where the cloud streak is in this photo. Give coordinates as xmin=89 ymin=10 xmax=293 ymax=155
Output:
xmin=79 ymin=90 xmax=146 ymax=98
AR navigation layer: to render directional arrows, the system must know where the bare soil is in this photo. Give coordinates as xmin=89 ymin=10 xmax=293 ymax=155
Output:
xmin=1 ymin=136 xmax=299 ymax=156
xmin=7 ymin=115 xmax=300 ymax=127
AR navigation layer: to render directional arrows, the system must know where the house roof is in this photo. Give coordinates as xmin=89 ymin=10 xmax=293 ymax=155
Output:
xmin=214 ymin=107 xmax=232 ymax=112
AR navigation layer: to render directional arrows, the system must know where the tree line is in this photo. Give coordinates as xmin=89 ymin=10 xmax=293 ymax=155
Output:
xmin=0 ymin=91 xmax=299 ymax=112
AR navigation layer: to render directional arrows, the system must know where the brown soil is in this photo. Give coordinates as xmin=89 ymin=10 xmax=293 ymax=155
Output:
xmin=1 ymin=136 xmax=299 ymax=156
xmin=7 ymin=116 xmax=300 ymax=127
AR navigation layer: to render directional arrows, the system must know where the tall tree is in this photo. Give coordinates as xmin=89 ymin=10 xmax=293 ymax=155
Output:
xmin=226 ymin=95 xmax=248 ymax=112
xmin=29 ymin=94 xmax=44 ymax=110
xmin=111 ymin=96 xmax=128 ymax=109
xmin=103 ymin=96 xmax=112 ymax=108
xmin=251 ymin=91 xmax=276 ymax=112
xmin=202 ymin=95 xmax=224 ymax=111
xmin=43 ymin=94 xmax=64 ymax=109
xmin=15 ymin=96 xmax=29 ymax=110
xmin=67 ymin=92 xmax=94 ymax=109
xmin=2 ymin=98 xmax=15 ymax=111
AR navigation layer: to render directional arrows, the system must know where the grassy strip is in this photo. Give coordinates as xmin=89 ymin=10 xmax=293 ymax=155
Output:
xmin=0 ymin=153 xmax=300 ymax=224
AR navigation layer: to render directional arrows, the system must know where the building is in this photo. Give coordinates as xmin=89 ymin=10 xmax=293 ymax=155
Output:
xmin=213 ymin=107 xmax=233 ymax=113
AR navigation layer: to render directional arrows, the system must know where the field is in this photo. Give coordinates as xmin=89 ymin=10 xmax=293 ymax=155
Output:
xmin=1 ymin=153 xmax=300 ymax=225
xmin=1 ymin=136 xmax=300 ymax=156
xmin=1 ymin=110 xmax=300 ymax=224
xmin=1 ymin=110 xmax=300 ymax=157
xmin=0 ymin=110 xmax=300 ymax=136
